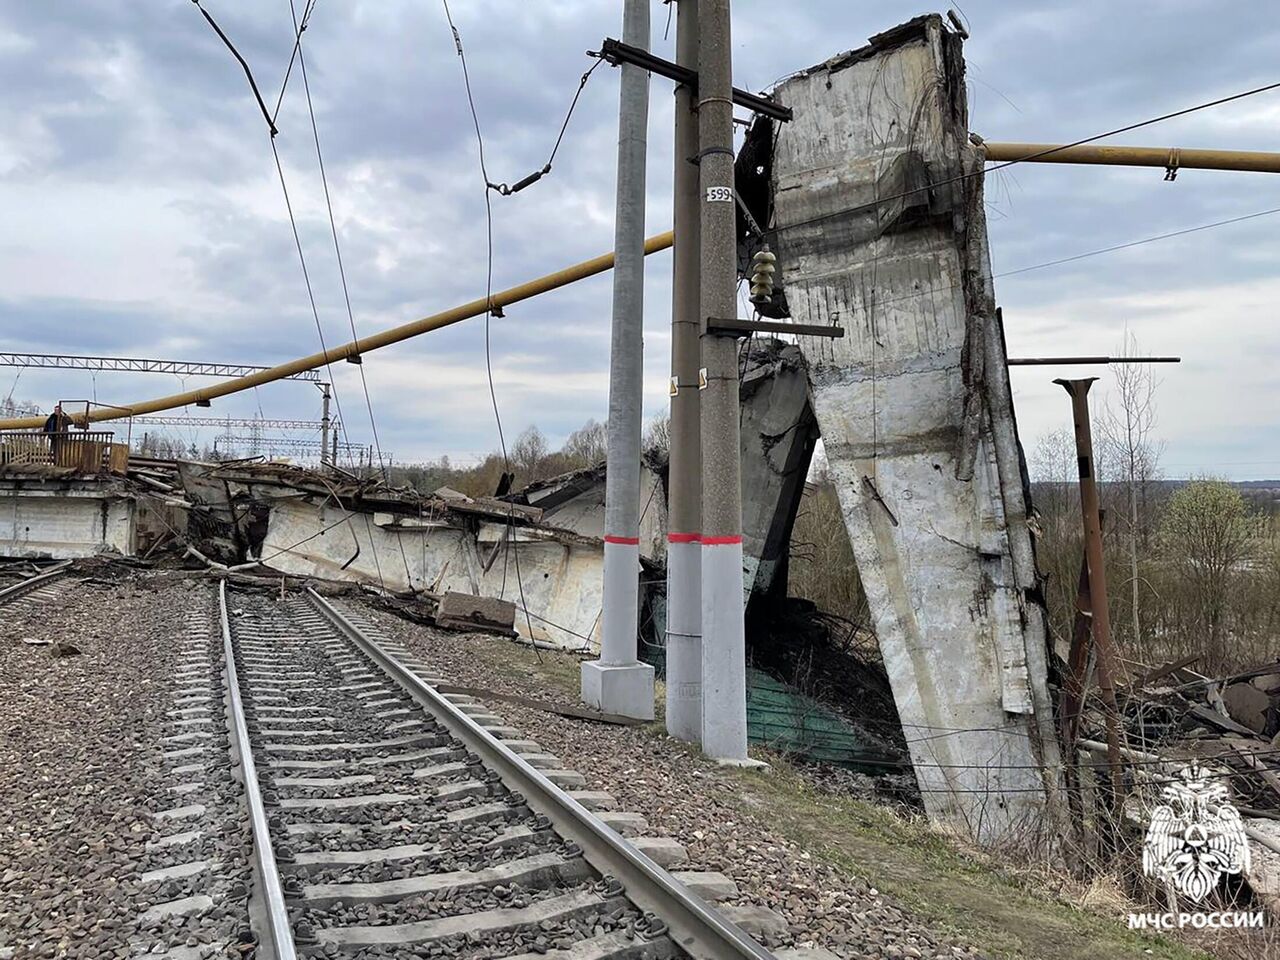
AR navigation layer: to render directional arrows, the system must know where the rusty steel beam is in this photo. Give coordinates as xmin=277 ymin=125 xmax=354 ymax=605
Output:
xmin=1056 ymin=378 xmax=1125 ymax=822
xmin=1008 ymin=356 xmax=1180 ymax=366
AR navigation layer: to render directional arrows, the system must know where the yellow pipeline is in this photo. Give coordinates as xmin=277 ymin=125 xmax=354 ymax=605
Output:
xmin=0 ymin=232 xmax=675 ymax=431
xmin=983 ymin=141 xmax=1280 ymax=174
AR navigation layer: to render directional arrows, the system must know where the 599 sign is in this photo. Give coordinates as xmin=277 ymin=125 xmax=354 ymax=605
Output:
xmin=705 ymin=186 xmax=734 ymax=203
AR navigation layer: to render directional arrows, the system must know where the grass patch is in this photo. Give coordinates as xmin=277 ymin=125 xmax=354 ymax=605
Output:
xmin=463 ymin=633 xmax=1209 ymax=958
xmin=724 ymin=761 xmax=1210 ymax=960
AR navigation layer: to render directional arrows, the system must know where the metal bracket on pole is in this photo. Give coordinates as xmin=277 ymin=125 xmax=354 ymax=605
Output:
xmin=590 ymin=39 xmax=793 ymax=123
xmin=705 ymin=317 xmax=844 ymax=338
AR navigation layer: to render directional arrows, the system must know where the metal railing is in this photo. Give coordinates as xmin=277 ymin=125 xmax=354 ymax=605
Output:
xmin=0 ymin=431 xmax=127 ymax=474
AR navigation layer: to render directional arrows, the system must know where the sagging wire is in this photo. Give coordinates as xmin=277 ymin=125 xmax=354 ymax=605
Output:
xmin=486 ymin=59 xmax=603 ymax=197
xmin=190 ymin=0 xmax=384 ymax=592
xmin=286 ymin=0 xmax=416 ymax=590
xmin=440 ymin=0 xmax=541 ymax=658
xmin=190 ymin=0 xmax=278 ymax=136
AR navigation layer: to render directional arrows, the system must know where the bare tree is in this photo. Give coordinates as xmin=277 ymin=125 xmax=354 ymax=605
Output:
xmin=1099 ymin=330 xmax=1165 ymax=654
xmin=561 ymin=419 xmax=607 ymax=468
xmin=642 ymin=412 xmax=670 ymax=458
xmin=511 ymin=425 xmax=549 ymax=481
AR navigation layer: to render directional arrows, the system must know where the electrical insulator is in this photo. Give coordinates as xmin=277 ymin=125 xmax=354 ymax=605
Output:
xmin=749 ymin=247 xmax=777 ymax=305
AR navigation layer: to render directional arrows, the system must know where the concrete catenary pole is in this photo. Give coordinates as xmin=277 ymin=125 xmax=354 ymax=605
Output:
xmin=697 ymin=0 xmax=748 ymax=760
xmin=581 ymin=0 xmax=656 ymax=721
xmin=665 ymin=0 xmax=703 ymax=743
xmin=319 ymin=382 xmax=331 ymax=468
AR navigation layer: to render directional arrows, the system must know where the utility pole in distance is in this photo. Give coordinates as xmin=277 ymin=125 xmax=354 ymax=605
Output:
xmin=665 ymin=0 xmax=703 ymax=743
xmin=697 ymin=0 xmax=749 ymax=760
xmin=582 ymin=0 xmax=655 ymax=721
xmin=319 ymin=382 xmax=332 ymax=468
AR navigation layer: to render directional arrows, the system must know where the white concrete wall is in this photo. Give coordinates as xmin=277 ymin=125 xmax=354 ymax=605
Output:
xmin=261 ymin=499 xmax=604 ymax=652
xmin=537 ymin=465 xmax=668 ymax=565
xmin=772 ymin=17 xmax=1062 ymax=843
xmin=0 ymin=483 xmax=135 ymax=558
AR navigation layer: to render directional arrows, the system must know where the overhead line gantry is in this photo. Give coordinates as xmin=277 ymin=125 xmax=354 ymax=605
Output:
xmin=0 ymin=352 xmax=324 ymax=382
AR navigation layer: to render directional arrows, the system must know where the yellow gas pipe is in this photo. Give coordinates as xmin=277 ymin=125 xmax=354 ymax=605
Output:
xmin=983 ymin=141 xmax=1280 ymax=174
xmin=0 ymin=232 xmax=675 ymax=431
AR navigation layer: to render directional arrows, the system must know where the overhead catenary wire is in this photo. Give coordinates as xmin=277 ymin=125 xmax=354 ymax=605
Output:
xmin=440 ymin=0 xmax=542 ymax=655
xmin=189 ymin=0 xmax=278 ymax=136
xmin=272 ymin=0 xmax=319 ymax=125
xmin=487 ymin=58 xmax=605 ymax=196
xmin=286 ymin=0 xmax=415 ymax=588
xmin=193 ymin=0 xmax=383 ymax=588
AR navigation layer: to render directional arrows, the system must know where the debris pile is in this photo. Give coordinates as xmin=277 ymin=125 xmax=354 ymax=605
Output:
xmin=1069 ymin=653 xmax=1280 ymax=907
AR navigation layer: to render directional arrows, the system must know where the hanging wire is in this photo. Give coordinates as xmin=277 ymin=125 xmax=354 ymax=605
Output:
xmin=285 ymin=0 xmax=416 ymax=589
xmin=440 ymin=0 xmax=542 ymax=655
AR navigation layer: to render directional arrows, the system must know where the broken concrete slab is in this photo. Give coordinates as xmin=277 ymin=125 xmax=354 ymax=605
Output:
xmin=768 ymin=15 xmax=1064 ymax=843
xmin=739 ymin=340 xmax=819 ymax=606
xmin=0 ymin=475 xmax=137 ymax=559
xmin=1224 ymin=683 xmax=1270 ymax=734
xmin=436 ymin=592 xmax=517 ymax=637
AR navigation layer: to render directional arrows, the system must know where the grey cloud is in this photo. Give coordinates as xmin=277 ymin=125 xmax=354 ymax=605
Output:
xmin=2 ymin=0 xmax=1278 ymax=475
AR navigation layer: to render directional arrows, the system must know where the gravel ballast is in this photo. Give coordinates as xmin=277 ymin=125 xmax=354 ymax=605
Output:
xmin=351 ymin=602 xmax=989 ymax=960
xmin=0 ymin=574 xmax=250 ymax=959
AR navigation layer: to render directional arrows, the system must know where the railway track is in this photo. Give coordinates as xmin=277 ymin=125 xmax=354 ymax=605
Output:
xmin=0 ymin=559 xmax=72 ymax=610
xmin=201 ymin=582 xmax=777 ymax=960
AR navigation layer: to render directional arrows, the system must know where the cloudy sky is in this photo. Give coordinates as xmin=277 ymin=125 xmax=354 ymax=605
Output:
xmin=1 ymin=1 xmax=1277 ymax=478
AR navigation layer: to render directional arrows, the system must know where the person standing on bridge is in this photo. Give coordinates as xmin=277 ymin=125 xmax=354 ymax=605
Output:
xmin=42 ymin=403 xmax=72 ymax=465
xmin=42 ymin=403 xmax=71 ymax=435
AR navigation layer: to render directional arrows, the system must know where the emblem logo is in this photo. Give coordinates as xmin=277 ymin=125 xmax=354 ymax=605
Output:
xmin=1142 ymin=764 xmax=1251 ymax=902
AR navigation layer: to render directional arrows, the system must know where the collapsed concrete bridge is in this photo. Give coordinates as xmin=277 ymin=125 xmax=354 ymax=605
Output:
xmin=0 ymin=13 xmax=1067 ymax=845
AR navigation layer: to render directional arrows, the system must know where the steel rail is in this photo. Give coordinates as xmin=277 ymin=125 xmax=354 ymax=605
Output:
xmin=0 ymin=560 xmax=72 ymax=605
xmin=219 ymin=581 xmax=298 ymax=960
xmin=303 ymin=587 xmax=777 ymax=960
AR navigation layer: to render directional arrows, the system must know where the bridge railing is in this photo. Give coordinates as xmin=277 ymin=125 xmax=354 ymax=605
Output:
xmin=0 ymin=431 xmax=128 ymax=474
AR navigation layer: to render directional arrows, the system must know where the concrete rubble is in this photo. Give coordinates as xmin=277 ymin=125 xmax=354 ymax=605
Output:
xmin=0 ymin=340 xmax=818 ymax=664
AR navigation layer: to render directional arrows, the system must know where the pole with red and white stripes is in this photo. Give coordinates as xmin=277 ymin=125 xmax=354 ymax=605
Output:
xmin=697 ymin=0 xmax=748 ymax=759
xmin=581 ymin=0 xmax=655 ymax=721
xmin=664 ymin=0 xmax=703 ymax=744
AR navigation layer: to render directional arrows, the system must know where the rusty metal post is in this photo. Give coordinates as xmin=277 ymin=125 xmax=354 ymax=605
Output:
xmin=1055 ymin=378 xmax=1123 ymax=818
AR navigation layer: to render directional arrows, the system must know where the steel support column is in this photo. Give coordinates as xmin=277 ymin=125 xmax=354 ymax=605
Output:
xmin=1056 ymin=378 xmax=1124 ymax=815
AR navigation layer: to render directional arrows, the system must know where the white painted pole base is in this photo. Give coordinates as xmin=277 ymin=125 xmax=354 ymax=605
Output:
xmin=664 ymin=537 xmax=702 ymax=742
xmin=582 ymin=539 xmax=654 ymax=720
xmin=700 ymin=538 xmax=748 ymax=760
xmin=599 ymin=539 xmax=640 ymax=666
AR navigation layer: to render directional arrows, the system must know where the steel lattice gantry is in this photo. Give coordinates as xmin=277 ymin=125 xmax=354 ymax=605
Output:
xmin=0 ymin=352 xmax=323 ymax=382
xmin=132 ymin=415 xmax=335 ymax=430
xmin=212 ymin=435 xmax=375 ymax=459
